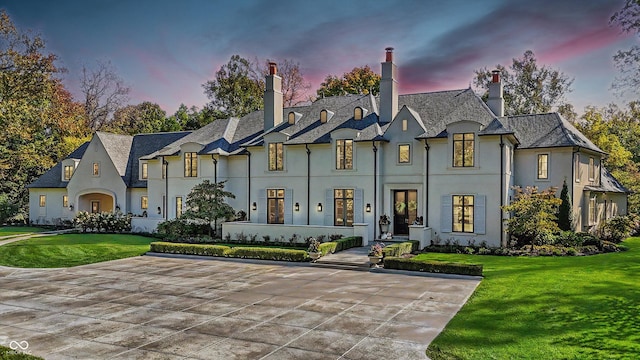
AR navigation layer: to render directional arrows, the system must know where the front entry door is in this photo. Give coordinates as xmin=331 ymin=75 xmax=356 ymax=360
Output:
xmin=393 ymin=190 xmax=417 ymax=235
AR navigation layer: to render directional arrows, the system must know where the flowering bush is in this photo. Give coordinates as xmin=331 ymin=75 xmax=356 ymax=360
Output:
xmin=369 ymin=242 xmax=385 ymax=257
xmin=307 ymin=237 xmax=321 ymax=253
xmin=74 ymin=211 xmax=131 ymax=233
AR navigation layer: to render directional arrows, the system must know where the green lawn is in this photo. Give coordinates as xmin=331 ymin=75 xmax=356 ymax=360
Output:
xmin=422 ymin=237 xmax=640 ymax=360
xmin=0 ymin=226 xmax=47 ymax=237
xmin=0 ymin=233 xmax=155 ymax=268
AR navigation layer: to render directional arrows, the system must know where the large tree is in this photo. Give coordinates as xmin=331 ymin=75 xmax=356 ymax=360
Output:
xmin=261 ymin=58 xmax=310 ymax=107
xmin=80 ymin=60 xmax=130 ymax=130
xmin=103 ymin=101 xmax=178 ymax=135
xmin=316 ymin=65 xmax=381 ymax=97
xmin=184 ymin=180 xmax=235 ymax=237
xmin=473 ymin=50 xmax=574 ymax=115
xmin=611 ymin=0 xmax=640 ymax=95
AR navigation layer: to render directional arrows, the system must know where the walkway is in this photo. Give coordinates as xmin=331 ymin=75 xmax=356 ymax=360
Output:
xmin=0 ymin=229 xmax=72 ymax=246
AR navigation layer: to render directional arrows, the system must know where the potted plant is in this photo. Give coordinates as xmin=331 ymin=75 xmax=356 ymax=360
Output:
xmin=368 ymin=242 xmax=385 ymax=266
xmin=379 ymin=214 xmax=390 ymax=234
xmin=307 ymin=237 xmax=322 ymax=262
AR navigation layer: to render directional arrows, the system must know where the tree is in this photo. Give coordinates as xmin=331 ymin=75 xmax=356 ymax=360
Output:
xmin=103 ymin=101 xmax=177 ymax=135
xmin=611 ymin=0 xmax=640 ymax=95
xmin=184 ymin=180 xmax=235 ymax=237
xmin=502 ymin=186 xmax=562 ymax=248
xmin=202 ymin=55 xmax=263 ymax=118
xmin=316 ymin=65 xmax=381 ymax=98
xmin=80 ymin=60 xmax=130 ymax=130
xmin=261 ymin=59 xmax=310 ymax=107
xmin=473 ymin=50 xmax=574 ymax=115
xmin=558 ymin=179 xmax=573 ymax=231
xmin=0 ymin=194 xmax=18 ymax=224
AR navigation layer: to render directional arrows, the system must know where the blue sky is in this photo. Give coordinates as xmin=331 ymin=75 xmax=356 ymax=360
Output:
xmin=2 ymin=0 xmax=636 ymax=115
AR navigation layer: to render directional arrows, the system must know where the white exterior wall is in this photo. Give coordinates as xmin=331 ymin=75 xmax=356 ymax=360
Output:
xmin=127 ymin=188 xmax=148 ymax=217
xmin=28 ymin=188 xmax=70 ymax=224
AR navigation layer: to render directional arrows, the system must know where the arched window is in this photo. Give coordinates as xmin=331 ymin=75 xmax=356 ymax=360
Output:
xmin=320 ymin=110 xmax=328 ymax=123
xmin=288 ymin=112 xmax=295 ymax=125
xmin=354 ymin=107 xmax=363 ymax=120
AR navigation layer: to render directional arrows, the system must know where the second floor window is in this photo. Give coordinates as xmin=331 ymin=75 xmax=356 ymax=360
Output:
xmin=589 ymin=157 xmax=595 ymax=181
xmin=64 ymin=165 xmax=74 ymax=180
xmin=141 ymin=163 xmax=148 ymax=180
xmin=336 ymin=139 xmax=353 ymax=170
xmin=537 ymin=154 xmax=548 ymax=179
xmin=453 ymin=133 xmax=474 ymax=167
xmin=268 ymin=143 xmax=283 ymax=171
xmin=184 ymin=152 xmax=197 ymax=177
xmin=92 ymin=163 xmax=100 ymax=176
xmin=141 ymin=196 xmax=148 ymax=210
xmin=399 ymin=144 xmax=410 ymax=163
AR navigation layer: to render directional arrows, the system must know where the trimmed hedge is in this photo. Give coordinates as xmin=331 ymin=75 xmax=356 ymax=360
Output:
xmin=382 ymin=241 xmax=419 ymax=257
xmin=335 ymin=236 xmax=362 ymax=251
xmin=319 ymin=242 xmax=337 ymax=255
xmin=0 ymin=345 xmax=44 ymax=360
xmin=150 ymin=242 xmax=230 ymax=256
xmin=383 ymin=257 xmax=483 ymax=276
xmin=150 ymin=242 xmax=307 ymax=262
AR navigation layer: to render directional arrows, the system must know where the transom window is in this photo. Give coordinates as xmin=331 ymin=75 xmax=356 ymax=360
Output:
xmin=39 ymin=195 xmax=46 ymax=207
xmin=336 ymin=139 xmax=353 ymax=170
xmin=141 ymin=163 xmax=148 ymax=180
xmin=141 ymin=196 xmax=148 ymax=210
xmin=268 ymin=143 xmax=284 ymax=171
xmin=452 ymin=195 xmax=474 ymax=233
xmin=267 ymin=189 xmax=285 ymax=224
xmin=537 ymin=154 xmax=548 ymax=179
xmin=453 ymin=133 xmax=474 ymax=167
xmin=184 ymin=152 xmax=197 ymax=177
xmin=64 ymin=165 xmax=74 ymax=180
xmin=92 ymin=163 xmax=100 ymax=176
xmin=334 ymin=189 xmax=354 ymax=227
xmin=399 ymin=144 xmax=411 ymax=163
xmin=176 ymin=196 xmax=183 ymax=218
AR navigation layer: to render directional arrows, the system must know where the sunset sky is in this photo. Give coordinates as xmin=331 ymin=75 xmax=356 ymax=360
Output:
xmin=3 ymin=0 xmax=636 ymax=115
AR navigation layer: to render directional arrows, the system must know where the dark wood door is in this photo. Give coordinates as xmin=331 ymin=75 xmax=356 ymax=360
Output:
xmin=393 ymin=190 xmax=418 ymax=235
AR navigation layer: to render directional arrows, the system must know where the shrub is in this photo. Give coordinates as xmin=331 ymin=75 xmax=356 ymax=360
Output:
xmin=329 ymin=233 xmax=344 ymax=241
xmin=502 ymin=186 xmax=562 ymax=248
xmin=318 ymin=242 xmax=337 ymax=255
xmin=555 ymin=231 xmax=582 ymax=247
xmin=74 ymin=211 xmax=131 ymax=233
xmin=478 ymin=247 xmax=492 ymax=255
xmin=382 ymin=241 xmax=418 ymax=257
xmin=157 ymin=217 xmax=210 ymax=240
xmin=149 ymin=242 xmax=230 ymax=256
xmin=225 ymin=247 xmax=307 ymax=262
xmin=596 ymin=215 xmax=634 ymax=243
xmin=334 ymin=236 xmax=362 ymax=251
xmin=600 ymin=241 xmax=620 ymax=253
xmin=0 ymin=193 xmax=18 ymax=225
xmin=566 ymin=247 xmax=578 ymax=256
xmin=383 ymin=257 xmax=483 ymax=276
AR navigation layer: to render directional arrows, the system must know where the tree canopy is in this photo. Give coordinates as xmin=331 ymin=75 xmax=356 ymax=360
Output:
xmin=316 ymin=65 xmax=381 ymax=98
xmin=184 ymin=180 xmax=235 ymax=237
xmin=473 ymin=50 xmax=573 ymax=115
xmin=611 ymin=0 xmax=640 ymax=95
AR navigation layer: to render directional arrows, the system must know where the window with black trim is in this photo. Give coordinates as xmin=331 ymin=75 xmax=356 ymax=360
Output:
xmin=141 ymin=163 xmax=148 ymax=180
xmin=176 ymin=196 xmax=183 ymax=218
xmin=589 ymin=157 xmax=595 ymax=181
xmin=39 ymin=195 xmax=46 ymax=207
xmin=399 ymin=144 xmax=410 ymax=163
xmin=320 ymin=110 xmax=328 ymax=123
xmin=62 ymin=195 xmax=68 ymax=208
xmin=453 ymin=195 xmax=474 ymax=232
xmin=92 ymin=163 xmax=100 ymax=176
xmin=141 ymin=196 xmax=148 ymax=210
xmin=64 ymin=165 xmax=74 ymax=180
xmin=575 ymin=154 xmax=580 ymax=182
xmin=537 ymin=154 xmax=548 ymax=179
xmin=267 ymin=189 xmax=284 ymax=224
xmin=354 ymin=107 xmax=363 ymax=120
xmin=336 ymin=139 xmax=353 ymax=170
xmin=453 ymin=133 xmax=474 ymax=167
xmin=288 ymin=112 xmax=295 ymax=124
xmin=334 ymin=189 xmax=354 ymax=226
xmin=268 ymin=143 xmax=283 ymax=171
xmin=184 ymin=153 xmax=197 ymax=177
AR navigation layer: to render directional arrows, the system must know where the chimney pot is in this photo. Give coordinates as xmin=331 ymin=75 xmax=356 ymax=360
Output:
xmin=269 ymin=62 xmax=277 ymax=75
xmin=491 ymin=70 xmax=500 ymax=83
xmin=385 ymin=47 xmax=394 ymax=62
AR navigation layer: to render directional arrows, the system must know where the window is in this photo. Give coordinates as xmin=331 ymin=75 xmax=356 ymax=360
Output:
xmin=39 ymin=195 xmax=46 ymax=207
xmin=537 ymin=154 xmax=548 ymax=179
xmin=92 ymin=163 xmax=100 ymax=176
xmin=162 ymin=162 xmax=167 ymax=179
xmin=398 ymin=144 xmax=410 ymax=163
xmin=288 ymin=112 xmax=295 ymax=124
xmin=402 ymin=119 xmax=408 ymax=131
xmin=336 ymin=139 xmax=353 ymax=170
xmin=574 ymin=154 xmax=580 ymax=182
xmin=452 ymin=195 xmax=474 ymax=233
xmin=64 ymin=165 xmax=74 ymax=180
xmin=453 ymin=133 xmax=474 ymax=167
xmin=62 ymin=195 xmax=68 ymax=208
xmin=354 ymin=107 xmax=363 ymax=120
xmin=91 ymin=201 xmax=100 ymax=213
xmin=184 ymin=152 xmax=197 ymax=177
xmin=141 ymin=196 xmax=148 ymax=210
xmin=589 ymin=157 xmax=595 ymax=181
xmin=267 ymin=189 xmax=285 ymax=224
xmin=320 ymin=110 xmax=328 ymax=123
xmin=176 ymin=196 xmax=183 ymax=218
xmin=141 ymin=163 xmax=148 ymax=180
xmin=334 ymin=189 xmax=354 ymax=226
xmin=268 ymin=143 xmax=284 ymax=171
xmin=589 ymin=197 xmax=597 ymax=225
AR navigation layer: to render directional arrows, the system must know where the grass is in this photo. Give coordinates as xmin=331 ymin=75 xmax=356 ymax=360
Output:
xmin=421 ymin=237 xmax=640 ymax=360
xmin=0 ymin=226 xmax=47 ymax=237
xmin=0 ymin=345 xmax=44 ymax=359
xmin=0 ymin=233 xmax=155 ymax=268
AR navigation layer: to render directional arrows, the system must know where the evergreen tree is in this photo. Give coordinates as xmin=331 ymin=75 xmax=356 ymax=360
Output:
xmin=558 ymin=179 xmax=573 ymax=231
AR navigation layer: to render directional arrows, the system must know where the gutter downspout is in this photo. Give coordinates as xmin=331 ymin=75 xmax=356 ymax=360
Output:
xmin=499 ymin=135 xmax=504 ymax=247
xmin=246 ymin=150 xmax=251 ymax=221
xmin=162 ymin=156 xmax=168 ymax=221
xmin=372 ymin=141 xmax=378 ymax=240
xmin=306 ymin=144 xmax=311 ymax=225
xmin=572 ymin=147 xmax=580 ymax=230
xmin=424 ymin=140 xmax=430 ymax=227
xmin=212 ymin=155 xmax=218 ymax=183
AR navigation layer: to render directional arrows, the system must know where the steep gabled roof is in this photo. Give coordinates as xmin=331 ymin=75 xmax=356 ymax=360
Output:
xmin=125 ymin=131 xmax=191 ymax=187
xmin=27 ymin=142 xmax=90 ymax=188
xmin=96 ymin=132 xmax=134 ymax=176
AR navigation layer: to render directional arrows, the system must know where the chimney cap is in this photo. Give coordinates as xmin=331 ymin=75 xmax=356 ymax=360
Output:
xmin=385 ymin=47 xmax=394 ymax=62
xmin=491 ymin=70 xmax=500 ymax=83
xmin=268 ymin=62 xmax=277 ymax=75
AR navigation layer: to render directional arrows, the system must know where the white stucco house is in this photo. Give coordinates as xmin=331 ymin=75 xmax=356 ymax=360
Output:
xmin=28 ymin=48 xmax=629 ymax=247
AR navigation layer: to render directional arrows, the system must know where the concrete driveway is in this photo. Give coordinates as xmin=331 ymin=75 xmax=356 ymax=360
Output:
xmin=0 ymin=256 xmax=479 ymax=359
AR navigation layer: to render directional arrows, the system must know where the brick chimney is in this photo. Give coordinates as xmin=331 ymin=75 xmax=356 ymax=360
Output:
xmin=380 ymin=47 xmax=398 ymax=123
xmin=264 ymin=62 xmax=283 ymax=131
xmin=487 ymin=70 xmax=504 ymax=117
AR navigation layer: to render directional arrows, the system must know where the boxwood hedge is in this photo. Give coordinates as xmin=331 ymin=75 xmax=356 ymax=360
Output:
xmin=383 ymin=257 xmax=483 ymax=276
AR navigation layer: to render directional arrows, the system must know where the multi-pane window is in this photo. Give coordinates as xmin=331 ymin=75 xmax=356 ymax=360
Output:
xmin=39 ymin=195 xmax=46 ymax=207
xmin=268 ymin=143 xmax=284 ymax=171
xmin=452 ymin=195 xmax=474 ymax=233
xmin=334 ymin=189 xmax=354 ymax=227
xmin=336 ymin=139 xmax=353 ymax=170
xmin=176 ymin=197 xmax=183 ymax=218
xmin=575 ymin=154 xmax=581 ymax=182
xmin=589 ymin=197 xmax=597 ymax=225
xmin=64 ymin=165 xmax=74 ymax=180
xmin=141 ymin=196 xmax=148 ymax=210
xmin=62 ymin=195 xmax=68 ymax=208
xmin=141 ymin=163 xmax=148 ymax=180
xmin=93 ymin=163 xmax=100 ymax=176
xmin=184 ymin=152 xmax=197 ymax=177
xmin=589 ymin=157 xmax=595 ymax=181
xmin=537 ymin=154 xmax=548 ymax=179
xmin=453 ymin=133 xmax=474 ymax=167
xmin=399 ymin=144 xmax=410 ymax=163
xmin=267 ymin=189 xmax=285 ymax=224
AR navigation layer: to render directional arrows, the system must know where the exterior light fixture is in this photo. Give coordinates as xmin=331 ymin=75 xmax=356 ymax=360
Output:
xmin=157 ymin=206 xmax=162 ymax=214
xmin=366 ymin=203 xmax=371 ymax=212
xmin=68 ymin=204 xmax=74 ymax=211
xmin=317 ymin=203 xmax=323 ymax=212
xmin=252 ymin=202 xmax=257 ymax=211
xmin=116 ymin=204 xmax=121 ymax=211
xmin=294 ymin=202 xmax=300 ymax=212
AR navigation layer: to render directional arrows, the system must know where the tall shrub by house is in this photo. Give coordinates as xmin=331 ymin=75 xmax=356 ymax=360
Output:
xmin=502 ymin=186 xmax=562 ymax=248
xmin=558 ymin=179 xmax=573 ymax=231
xmin=183 ymin=180 xmax=236 ymax=237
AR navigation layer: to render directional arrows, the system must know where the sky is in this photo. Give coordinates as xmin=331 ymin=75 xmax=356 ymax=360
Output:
xmin=2 ymin=0 xmax=637 ymax=115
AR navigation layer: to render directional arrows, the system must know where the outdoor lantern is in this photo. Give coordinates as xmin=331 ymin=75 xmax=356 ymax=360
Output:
xmin=366 ymin=203 xmax=371 ymax=212
xmin=252 ymin=202 xmax=257 ymax=211
xmin=68 ymin=204 xmax=74 ymax=211
xmin=157 ymin=206 xmax=162 ymax=214
xmin=317 ymin=203 xmax=323 ymax=212
xmin=294 ymin=202 xmax=300 ymax=212
xmin=115 ymin=204 xmax=121 ymax=211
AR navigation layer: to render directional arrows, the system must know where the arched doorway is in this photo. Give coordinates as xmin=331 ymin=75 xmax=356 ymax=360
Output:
xmin=78 ymin=192 xmax=115 ymax=213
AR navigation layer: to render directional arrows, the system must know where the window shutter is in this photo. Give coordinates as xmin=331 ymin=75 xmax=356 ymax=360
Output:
xmin=354 ymin=188 xmax=364 ymax=223
xmin=258 ymin=189 xmax=266 ymax=223
xmin=284 ymin=189 xmax=293 ymax=224
xmin=475 ymin=195 xmax=486 ymax=234
xmin=441 ymin=195 xmax=452 ymax=233
xmin=325 ymin=189 xmax=334 ymax=226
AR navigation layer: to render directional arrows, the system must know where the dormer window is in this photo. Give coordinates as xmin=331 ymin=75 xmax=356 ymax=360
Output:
xmin=354 ymin=107 xmax=363 ymax=120
xmin=288 ymin=112 xmax=295 ymax=125
xmin=268 ymin=143 xmax=284 ymax=171
xmin=93 ymin=163 xmax=100 ymax=177
xmin=320 ymin=110 xmax=328 ymax=123
xmin=336 ymin=139 xmax=353 ymax=170
xmin=64 ymin=165 xmax=74 ymax=180
xmin=184 ymin=152 xmax=197 ymax=177
xmin=141 ymin=163 xmax=148 ymax=180
xmin=453 ymin=133 xmax=474 ymax=167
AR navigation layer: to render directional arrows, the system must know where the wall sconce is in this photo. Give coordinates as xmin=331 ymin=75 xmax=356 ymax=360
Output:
xmin=252 ymin=202 xmax=257 ymax=211
xmin=115 ymin=204 xmax=121 ymax=211
xmin=157 ymin=206 xmax=162 ymax=214
xmin=294 ymin=202 xmax=300 ymax=212
xmin=366 ymin=203 xmax=371 ymax=213
xmin=317 ymin=203 xmax=323 ymax=212
xmin=68 ymin=204 xmax=74 ymax=211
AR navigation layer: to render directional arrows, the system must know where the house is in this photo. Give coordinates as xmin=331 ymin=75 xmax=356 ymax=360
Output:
xmin=28 ymin=48 xmax=629 ymax=247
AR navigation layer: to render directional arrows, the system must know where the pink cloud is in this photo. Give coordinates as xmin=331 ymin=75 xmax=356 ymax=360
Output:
xmin=538 ymin=26 xmax=632 ymax=64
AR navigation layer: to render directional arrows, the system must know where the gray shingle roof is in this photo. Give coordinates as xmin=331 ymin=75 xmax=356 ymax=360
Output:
xmin=96 ymin=132 xmax=134 ymax=176
xmin=584 ymin=167 xmax=630 ymax=194
xmin=27 ymin=142 xmax=90 ymax=188
xmin=126 ymin=131 xmax=191 ymax=188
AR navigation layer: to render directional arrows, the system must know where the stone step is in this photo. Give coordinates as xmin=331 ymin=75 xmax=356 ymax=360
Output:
xmin=315 ymin=259 xmax=368 ymax=267
xmin=309 ymin=262 xmax=371 ymax=272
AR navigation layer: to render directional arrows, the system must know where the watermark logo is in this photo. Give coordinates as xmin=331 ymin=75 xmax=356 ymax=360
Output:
xmin=10 ymin=340 xmax=29 ymax=351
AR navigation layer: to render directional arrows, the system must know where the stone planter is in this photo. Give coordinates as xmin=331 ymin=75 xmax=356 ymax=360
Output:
xmin=368 ymin=255 xmax=382 ymax=267
xmin=309 ymin=252 xmax=321 ymax=262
